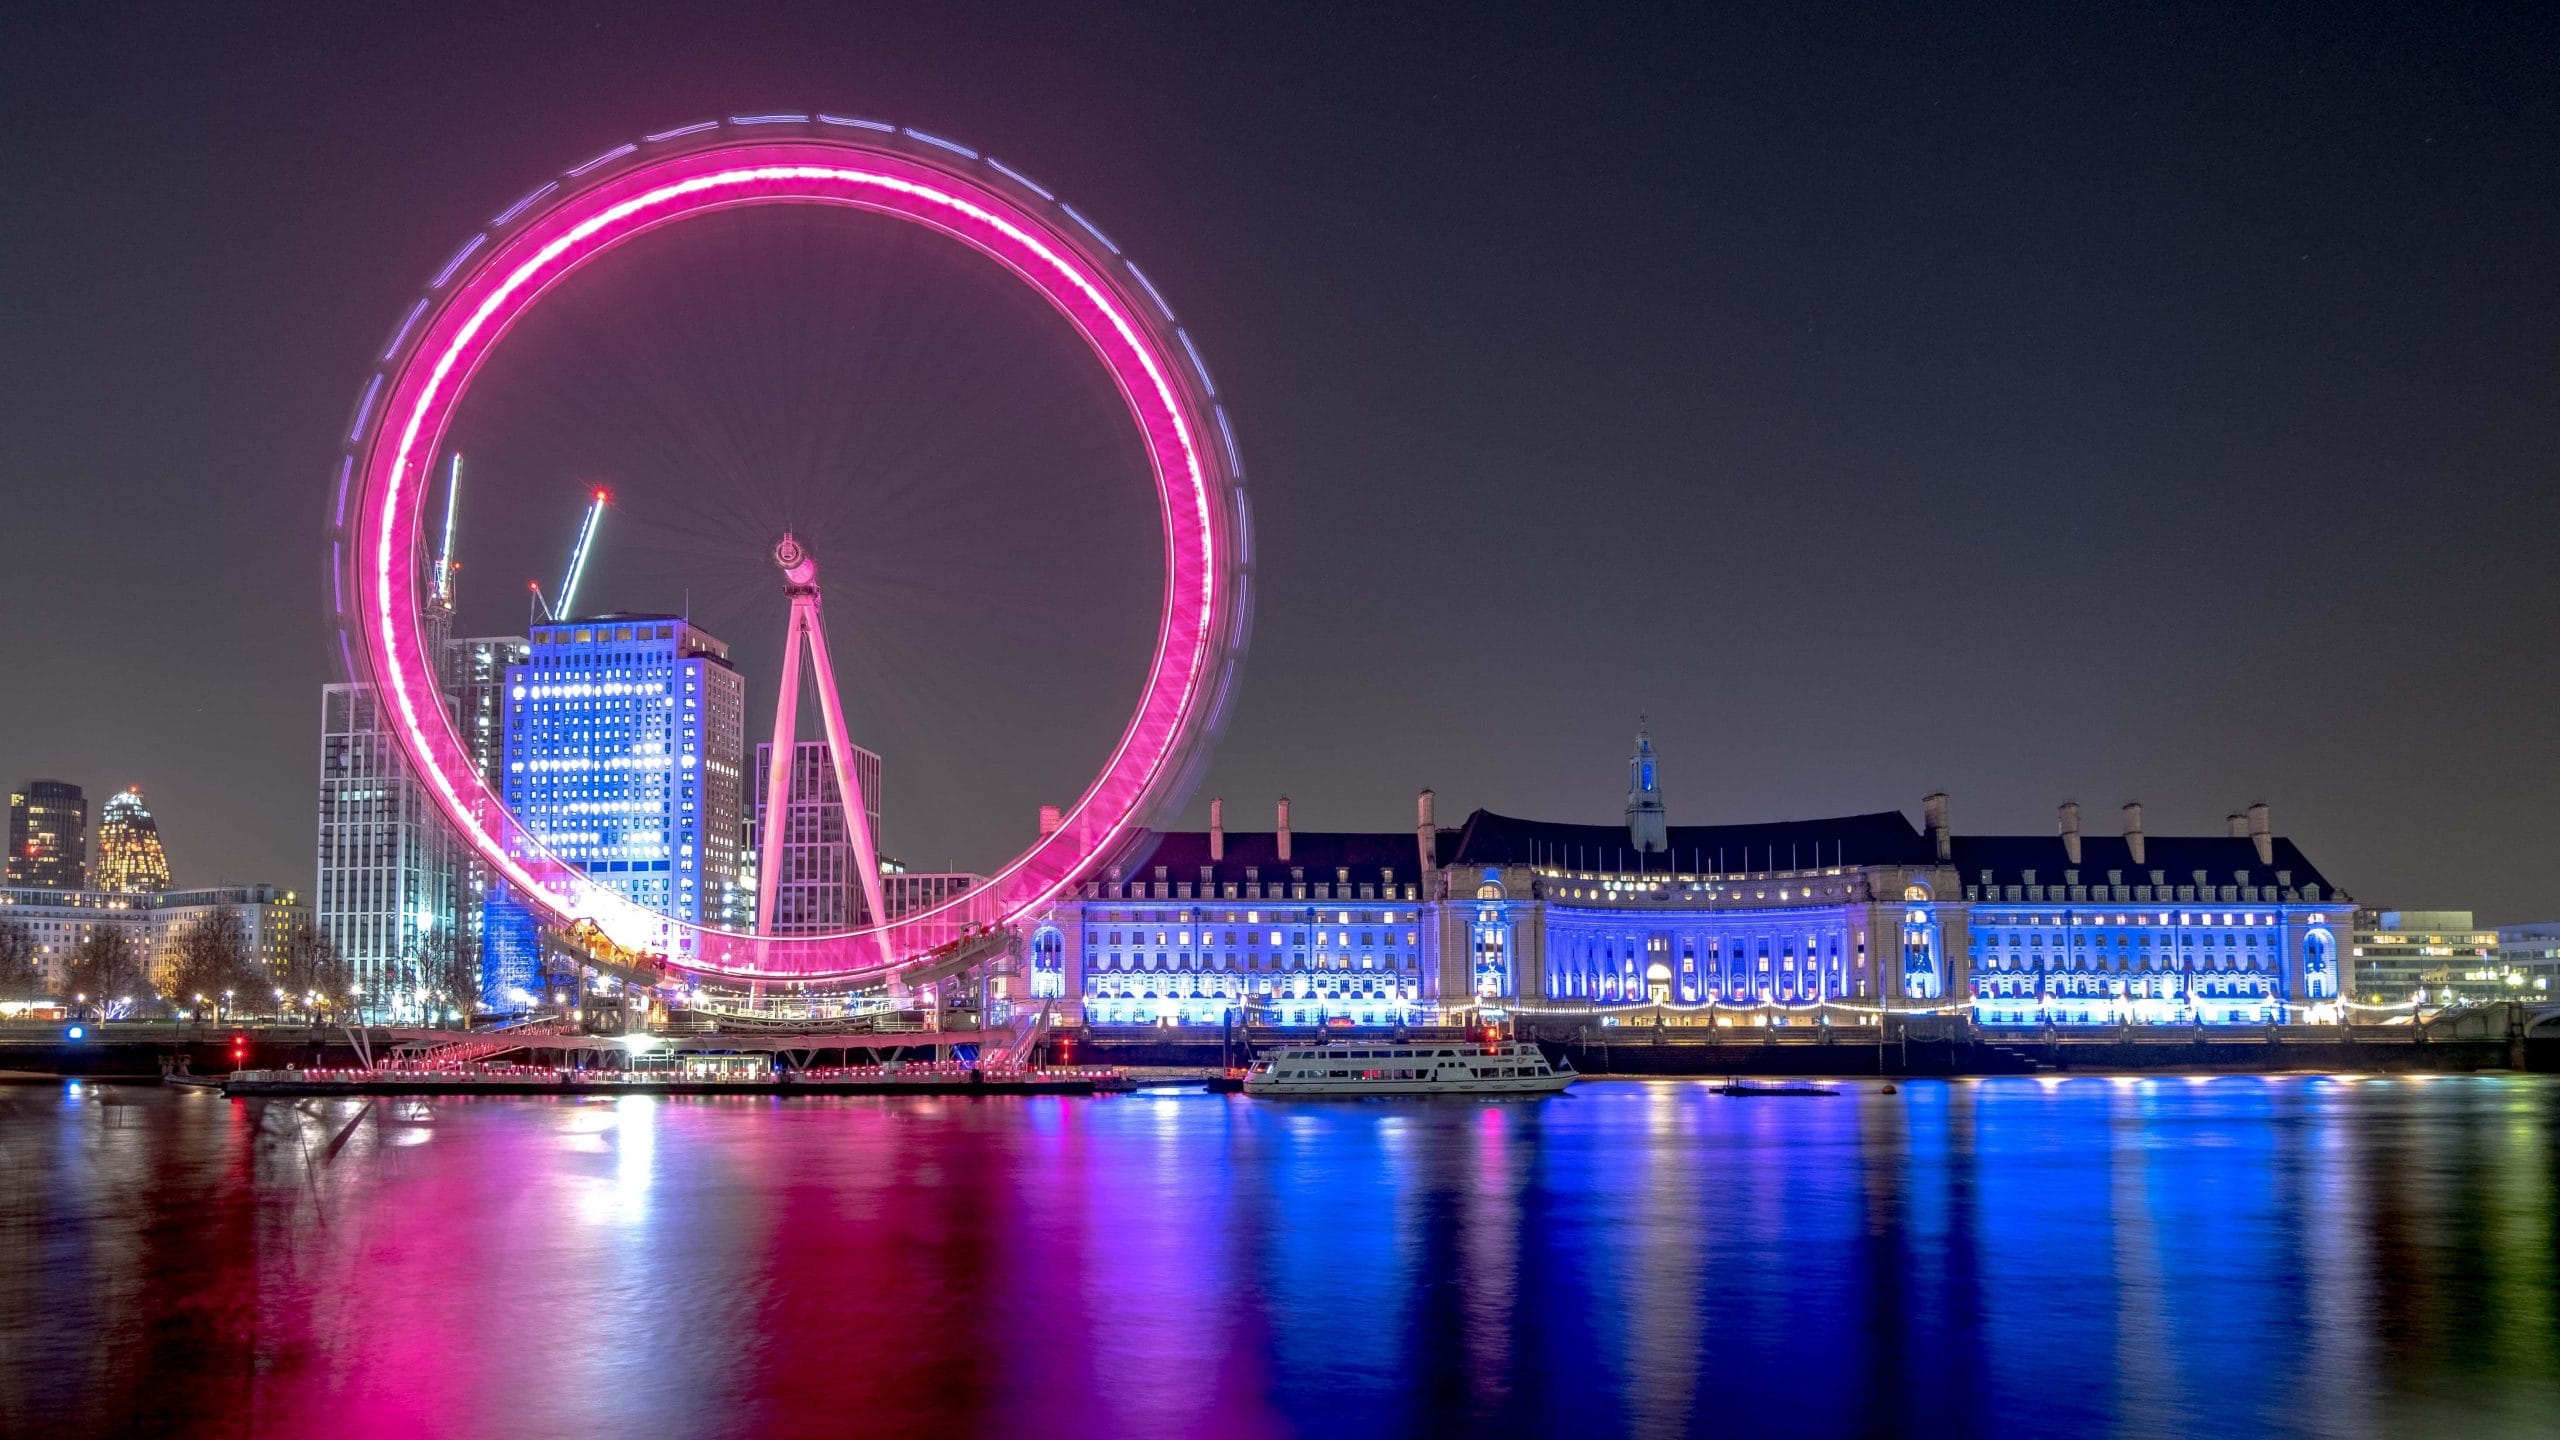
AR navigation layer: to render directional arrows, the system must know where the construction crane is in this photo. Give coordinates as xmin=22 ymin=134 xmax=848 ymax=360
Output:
xmin=434 ymin=454 xmax=463 ymax=605
xmin=527 ymin=487 xmax=611 ymax=624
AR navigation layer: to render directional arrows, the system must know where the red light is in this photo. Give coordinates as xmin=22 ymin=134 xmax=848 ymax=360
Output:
xmin=592 ymin=488 xmax=611 ymax=502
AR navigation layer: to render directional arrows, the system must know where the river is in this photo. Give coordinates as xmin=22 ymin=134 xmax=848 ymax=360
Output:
xmin=2 ymin=1074 xmax=2554 ymax=1439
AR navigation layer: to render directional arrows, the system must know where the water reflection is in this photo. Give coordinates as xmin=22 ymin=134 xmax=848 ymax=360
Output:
xmin=1 ymin=1077 xmax=2555 ymax=1439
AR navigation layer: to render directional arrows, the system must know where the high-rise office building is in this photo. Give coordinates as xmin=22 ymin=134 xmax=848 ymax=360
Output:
xmin=493 ymin=616 xmax=746 ymax=972
xmin=751 ymin=739 xmax=883 ymax=932
xmin=316 ymin=684 xmax=460 ymax=1015
xmin=7 ymin=781 xmax=89 ymax=890
xmin=94 ymin=786 xmax=173 ymax=893
xmin=447 ymin=636 xmax=530 ymax=787
xmin=315 ymin=453 xmax=471 ymax=1018
xmin=447 ymin=634 xmax=530 ymax=985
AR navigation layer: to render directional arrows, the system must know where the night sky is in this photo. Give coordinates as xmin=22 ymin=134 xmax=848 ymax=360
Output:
xmin=2 ymin=3 xmax=2554 ymax=917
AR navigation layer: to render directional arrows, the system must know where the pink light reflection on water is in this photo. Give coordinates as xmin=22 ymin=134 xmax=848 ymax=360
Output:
xmin=8 ymin=1080 xmax=2560 ymax=1440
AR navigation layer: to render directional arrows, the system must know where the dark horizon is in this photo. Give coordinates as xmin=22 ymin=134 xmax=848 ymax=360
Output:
xmin=3 ymin=2 xmax=2555 ymax=918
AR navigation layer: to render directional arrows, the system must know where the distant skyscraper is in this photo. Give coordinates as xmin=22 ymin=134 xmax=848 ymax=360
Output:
xmin=94 ymin=787 xmax=172 ymax=892
xmin=492 ymin=616 xmax=746 ymax=975
xmin=751 ymin=739 xmax=883 ymax=932
xmin=7 ymin=780 xmax=89 ymax=890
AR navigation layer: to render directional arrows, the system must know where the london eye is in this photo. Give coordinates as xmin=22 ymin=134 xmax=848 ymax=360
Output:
xmin=326 ymin=116 xmax=1252 ymax=987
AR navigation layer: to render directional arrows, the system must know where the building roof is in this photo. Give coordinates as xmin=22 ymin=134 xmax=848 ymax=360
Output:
xmin=1100 ymin=806 xmax=2347 ymax=899
xmin=1112 ymin=807 xmax=1939 ymax=883
xmin=1439 ymin=808 xmax=1935 ymax=872
xmin=1116 ymin=828 xmax=1437 ymax=885
xmin=1948 ymin=834 xmax=2341 ymax=899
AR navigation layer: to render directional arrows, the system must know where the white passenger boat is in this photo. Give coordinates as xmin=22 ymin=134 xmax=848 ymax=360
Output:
xmin=1241 ymin=1040 xmax=1575 ymax=1097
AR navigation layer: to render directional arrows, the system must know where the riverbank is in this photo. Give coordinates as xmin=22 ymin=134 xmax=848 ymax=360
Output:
xmin=8 ymin=1017 xmax=2551 ymax=1083
xmin=1071 ymin=1024 xmax=2556 ymax=1076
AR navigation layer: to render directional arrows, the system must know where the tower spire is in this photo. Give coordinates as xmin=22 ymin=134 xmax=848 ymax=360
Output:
xmin=1625 ymin=714 xmax=1667 ymax=854
xmin=754 ymin=534 xmax=890 ymax=958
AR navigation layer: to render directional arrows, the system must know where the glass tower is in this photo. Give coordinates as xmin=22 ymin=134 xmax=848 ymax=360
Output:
xmin=317 ymin=685 xmax=460 ymax=1015
xmin=94 ymin=786 xmax=173 ymax=893
xmin=491 ymin=616 xmax=745 ymax=984
xmin=7 ymin=780 xmax=90 ymax=890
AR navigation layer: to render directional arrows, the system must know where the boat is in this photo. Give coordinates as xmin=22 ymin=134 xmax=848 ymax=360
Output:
xmin=1710 ymin=1078 xmax=1838 ymax=1097
xmin=1241 ymin=1040 xmax=1575 ymax=1097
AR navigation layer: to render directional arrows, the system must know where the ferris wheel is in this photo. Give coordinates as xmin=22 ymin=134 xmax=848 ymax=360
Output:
xmin=328 ymin=115 xmax=1252 ymax=985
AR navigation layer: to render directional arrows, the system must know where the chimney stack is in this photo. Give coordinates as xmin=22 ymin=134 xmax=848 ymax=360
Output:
xmin=2059 ymin=801 xmax=2082 ymax=865
xmin=2247 ymin=802 xmax=2272 ymax=865
xmin=1209 ymin=797 xmax=1225 ymax=862
xmin=2227 ymin=813 xmax=2249 ymax=839
xmin=2122 ymin=802 xmax=2145 ymax=866
xmin=1922 ymin=792 xmax=1950 ymax=862
xmin=1037 ymin=804 xmax=1062 ymax=839
xmin=1276 ymin=796 xmax=1292 ymax=863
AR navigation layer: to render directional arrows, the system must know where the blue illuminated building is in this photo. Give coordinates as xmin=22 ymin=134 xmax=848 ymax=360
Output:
xmin=1039 ymin=725 xmax=2351 ymax=1029
xmin=482 ymin=616 xmax=747 ymax=1000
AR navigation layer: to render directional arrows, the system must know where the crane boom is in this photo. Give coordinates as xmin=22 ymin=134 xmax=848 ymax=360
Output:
xmin=435 ymin=454 xmax=462 ymax=605
xmin=552 ymin=488 xmax=609 ymax=621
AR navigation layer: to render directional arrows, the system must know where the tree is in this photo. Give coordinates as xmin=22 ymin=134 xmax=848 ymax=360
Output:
xmin=0 ymin=923 xmax=47 ymax=1001
xmin=63 ymin=926 xmax=150 ymax=1018
xmin=277 ymin=923 xmax=353 ymax=1018
xmin=421 ymin=926 xmax=483 ymax=1027
xmin=163 ymin=912 xmax=261 ymax=1020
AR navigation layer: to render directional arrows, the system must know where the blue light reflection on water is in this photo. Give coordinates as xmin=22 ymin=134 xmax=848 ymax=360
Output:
xmin=1 ymin=1076 xmax=2554 ymax=1439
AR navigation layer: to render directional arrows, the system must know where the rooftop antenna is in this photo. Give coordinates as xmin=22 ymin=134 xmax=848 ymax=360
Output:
xmin=434 ymin=454 xmax=463 ymax=606
xmin=553 ymin=487 xmax=609 ymax=622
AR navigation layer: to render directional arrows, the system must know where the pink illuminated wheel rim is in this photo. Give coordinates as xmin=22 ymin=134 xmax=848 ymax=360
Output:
xmin=327 ymin=117 xmax=1251 ymax=984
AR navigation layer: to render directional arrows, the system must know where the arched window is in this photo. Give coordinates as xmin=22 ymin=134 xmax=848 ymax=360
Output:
xmin=1901 ymin=907 xmax=1942 ymax=1001
xmin=1029 ymin=927 xmax=1065 ymax=999
xmin=2302 ymin=928 xmax=2336 ymax=1001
